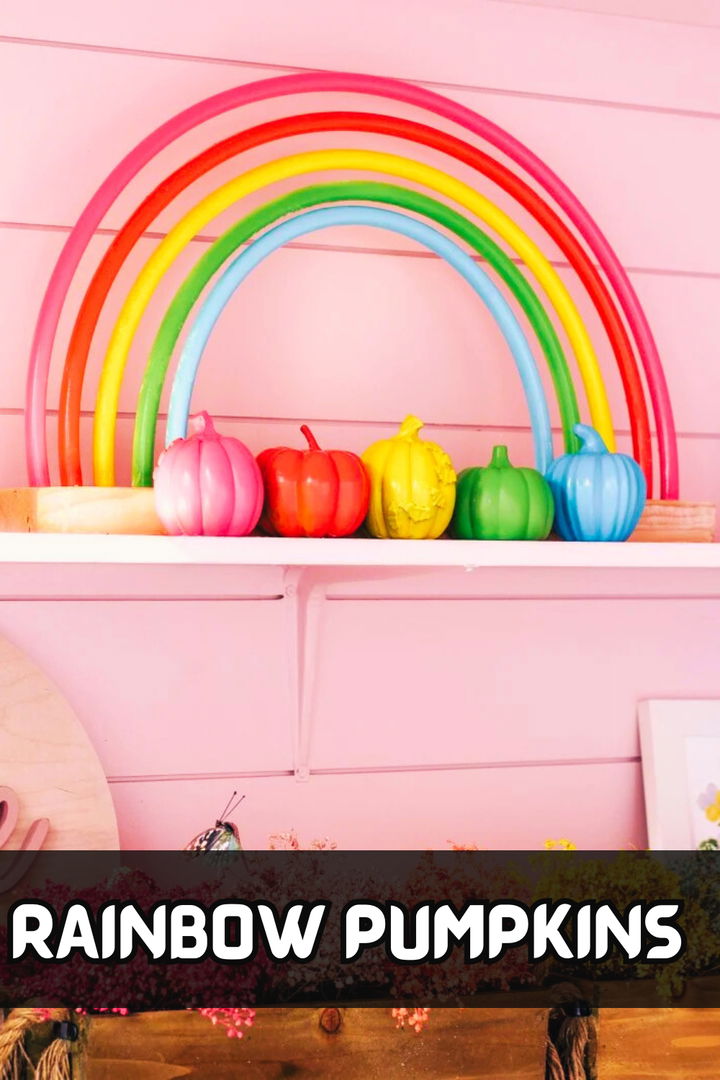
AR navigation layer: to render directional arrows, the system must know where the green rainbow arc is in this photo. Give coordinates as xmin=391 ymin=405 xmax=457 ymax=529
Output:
xmin=132 ymin=180 xmax=581 ymax=487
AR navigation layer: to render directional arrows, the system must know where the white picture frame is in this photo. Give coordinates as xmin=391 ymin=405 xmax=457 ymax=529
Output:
xmin=639 ymin=699 xmax=720 ymax=850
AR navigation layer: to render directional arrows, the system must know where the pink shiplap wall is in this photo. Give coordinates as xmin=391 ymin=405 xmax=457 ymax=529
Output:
xmin=1 ymin=0 xmax=719 ymax=849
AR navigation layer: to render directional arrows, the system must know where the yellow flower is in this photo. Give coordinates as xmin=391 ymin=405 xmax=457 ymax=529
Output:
xmin=544 ymin=838 xmax=577 ymax=850
xmin=705 ymin=798 xmax=720 ymax=823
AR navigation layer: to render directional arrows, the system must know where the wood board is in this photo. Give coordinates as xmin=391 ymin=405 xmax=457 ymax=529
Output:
xmin=0 ymin=488 xmax=714 ymax=542
xmin=80 ymin=1007 xmax=548 ymax=1080
xmin=629 ymin=501 xmax=716 ymax=543
xmin=66 ymin=1006 xmax=720 ymax=1078
xmin=0 ymin=487 xmax=164 ymax=535
xmin=0 ymin=634 xmax=118 ymax=849
xmin=597 ymin=1007 xmax=720 ymax=1078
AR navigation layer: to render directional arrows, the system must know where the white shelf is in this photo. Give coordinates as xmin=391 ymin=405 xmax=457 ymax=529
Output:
xmin=0 ymin=532 xmax=717 ymax=569
xmin=1 ymin=534 xmax=717 ymax=781
xmin=0 ymin=533 xmax=717 ymax=601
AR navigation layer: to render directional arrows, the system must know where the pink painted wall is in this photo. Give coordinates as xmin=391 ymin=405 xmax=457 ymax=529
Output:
xmin=1 ymin=0 xmax=719 ymax=849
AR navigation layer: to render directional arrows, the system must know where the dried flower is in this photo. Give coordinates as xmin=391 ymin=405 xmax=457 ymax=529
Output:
xmin=392 ymin=1007 xmax=431 ymax=1033
xmin=194 ymin=1007 xmax=256 ymax=1038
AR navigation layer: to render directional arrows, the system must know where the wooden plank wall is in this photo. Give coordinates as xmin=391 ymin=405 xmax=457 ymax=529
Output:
xmin=79 ymin=1008 xmax=549 ymax=1079
xmin=1 ymin=1 xmax=719 ymax=851
xmin=597 ymin=1008 xmax=720 ymax=1079
xmin=18 ymin=1006 xmax=720 ymax=1079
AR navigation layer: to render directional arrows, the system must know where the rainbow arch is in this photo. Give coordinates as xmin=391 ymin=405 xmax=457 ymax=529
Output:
xmin=132 ymin=180 xmax=581 ymax=488
xmin=26 ymin=70 xmax=678 ymax=497
xmin=95 ymin=146 xmax=614 ymax=486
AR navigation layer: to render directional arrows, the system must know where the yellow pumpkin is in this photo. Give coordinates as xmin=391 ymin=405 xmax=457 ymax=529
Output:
xmin=361 ymin=415 xmax=457 ymax=539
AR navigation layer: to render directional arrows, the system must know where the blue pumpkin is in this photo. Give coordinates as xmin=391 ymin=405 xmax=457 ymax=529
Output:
xmin=546 ymin=424 xmax=646 ymax=541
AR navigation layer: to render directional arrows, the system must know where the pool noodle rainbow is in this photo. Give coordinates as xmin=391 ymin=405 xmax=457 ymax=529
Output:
xmin=93 ymin=148 xmax=614 ymax=486
xmin=57 ymin=111 xmax=651 ymax=489
xmin=25 ymin=72 xmax=675 ymax=493
xmin=166 ymin=206 xmax=555 ymax=473
xmin=132 ymin=180 xmax=580 ymax=487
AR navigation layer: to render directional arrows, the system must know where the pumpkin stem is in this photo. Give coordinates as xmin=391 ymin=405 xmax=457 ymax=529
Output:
xmin=188 ymin=411 xmax=216 ymax=438
xmin=398 ymin=415 xmax=424 ymax=439
xmin=574 ymin=423 xmax=608 ymax=454
xmin=489 ymin=445 xmax=511 ymax=468
xmin=300 ymin=424 xmax=321 ymax=451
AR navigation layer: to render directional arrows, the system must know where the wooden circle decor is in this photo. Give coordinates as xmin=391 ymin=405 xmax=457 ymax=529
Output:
xmin=0 ymin=635 xmax=118 ymax=851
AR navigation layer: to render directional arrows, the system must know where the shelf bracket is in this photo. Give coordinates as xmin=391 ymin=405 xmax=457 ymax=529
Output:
xmin=283 ymin=568 xmax=327 ymax=782
xmin=282 ymin=565 xmax=441 ymax=782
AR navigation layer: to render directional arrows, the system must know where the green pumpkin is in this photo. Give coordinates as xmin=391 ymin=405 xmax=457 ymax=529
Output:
xmin=452 ymin=445 xmax=554 ymax=540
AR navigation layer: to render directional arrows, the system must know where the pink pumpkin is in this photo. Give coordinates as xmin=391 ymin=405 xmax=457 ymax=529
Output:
xmin=154 ymin=412 xmax=263 ymax=536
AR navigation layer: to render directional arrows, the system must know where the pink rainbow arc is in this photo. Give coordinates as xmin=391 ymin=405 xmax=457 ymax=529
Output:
xmin=26 ymin=70 xmax=677 ymax=496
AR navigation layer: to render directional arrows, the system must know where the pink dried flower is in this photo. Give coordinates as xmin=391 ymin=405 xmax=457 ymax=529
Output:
xmin=391 ymin=1007 xmax=430 ymax=1033
xmin=268 ymin=830 xmax=337 ymax=850
xmin=268 ymin=830 xmax=301 ymax=850
xmin=70 ymin=1007 xmax=128 ymax=1016
xmin=194 ymin=1007 xmax=256 ymax=1038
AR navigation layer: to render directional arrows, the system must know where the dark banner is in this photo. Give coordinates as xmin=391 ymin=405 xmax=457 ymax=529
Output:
xmin=1 ymin=851 xmax=718 ymax=1009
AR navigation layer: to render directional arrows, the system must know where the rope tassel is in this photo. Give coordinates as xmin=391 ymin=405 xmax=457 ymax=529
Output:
xmin=0 ymin=1010 xmax=44 ymax=1080
xmin=0 ymin=1010 xmax=77 ymax=1080
xmin=545 ymin=1035 xmax=566 ymax=1080
xmin=546 ymin=983 xmax=597 ymax=1080
xmin=36 ymin=1017 xmax=77 ymax=1080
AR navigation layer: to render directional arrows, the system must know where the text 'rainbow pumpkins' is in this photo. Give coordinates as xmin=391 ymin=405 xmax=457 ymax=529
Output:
xmin=546 ymin=423 xmax=646 ymax=542
xmin=257 ymin=425 xmax=369 ymax=538
xmin=453 ymin=445 xmax=554 ymax=540
xmin=154 ymin=412 xmax=263 ymax=536
xmin=362 ymin=415 xmax=457 ymax=539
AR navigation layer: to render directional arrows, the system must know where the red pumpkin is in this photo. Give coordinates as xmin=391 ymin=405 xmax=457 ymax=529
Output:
xmin=257 ymin=426 xmax=369 ymax=538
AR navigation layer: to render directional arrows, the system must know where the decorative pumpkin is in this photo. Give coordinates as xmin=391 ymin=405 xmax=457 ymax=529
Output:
xmin=362 ymin=415 xmax=457 ymax=539
xmin=452 ymin=445 xmax=554 ymax=540
xmin=545 ymin=423 xmax=646 ymax=541
xmin=153 ymin=412 xmax=263 ymax=536
xmin=256 ymin=425 xmax=369 ymax=538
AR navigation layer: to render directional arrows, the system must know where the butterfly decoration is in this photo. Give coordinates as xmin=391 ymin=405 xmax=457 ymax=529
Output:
xmin=184 ymin=792 xmax=245 ymax=852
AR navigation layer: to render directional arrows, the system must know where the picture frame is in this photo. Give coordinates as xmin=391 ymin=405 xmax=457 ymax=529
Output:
xmin=639 ymin=700 xmax=720 ymax=850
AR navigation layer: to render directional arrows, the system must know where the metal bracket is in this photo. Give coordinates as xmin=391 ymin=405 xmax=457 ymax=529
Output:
xmin=283 ymin=568 xmax=327 ymax=782
xmin=282 ymin=564 xmax=441 ymax=782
